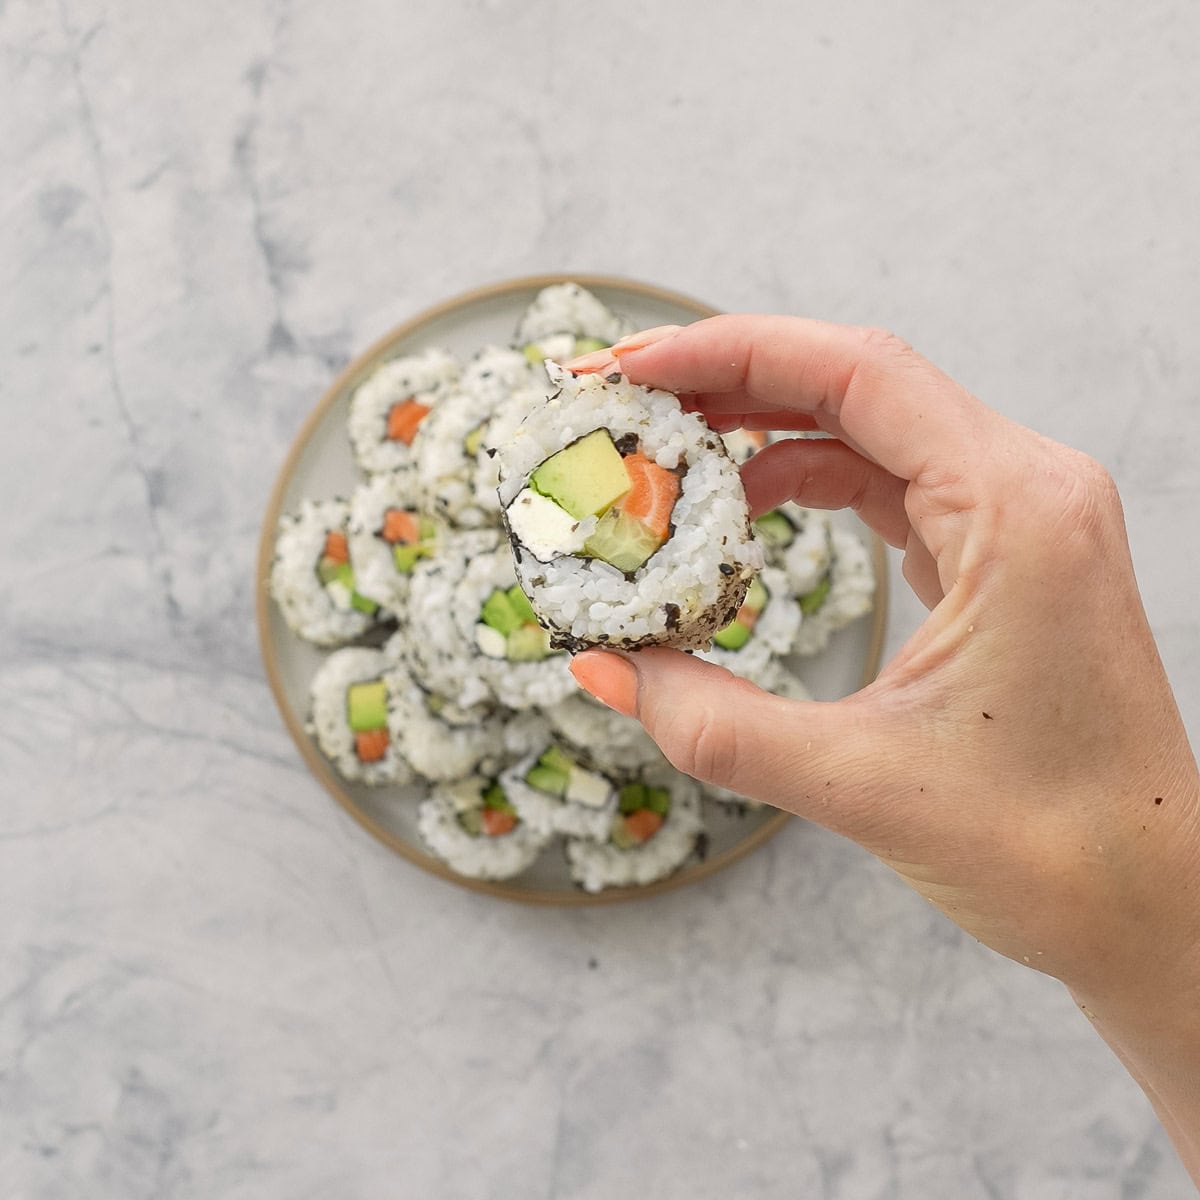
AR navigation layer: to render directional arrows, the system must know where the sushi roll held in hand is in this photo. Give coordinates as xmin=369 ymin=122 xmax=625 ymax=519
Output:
xmin=496 ymin=364 xmax=762 ymax=652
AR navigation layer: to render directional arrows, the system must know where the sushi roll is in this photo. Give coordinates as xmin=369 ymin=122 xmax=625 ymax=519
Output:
xmin=791 ymin=526 xmax=875 ymax=656
xmin=381 ymin=655 xmax=508 ymax=783
xmin=752 ymin=503 xmax=835 ymax=598
xmin=417 ymin=773 xmax=550 ymax=881
xmin=541 ymin=692 xmax=664 ymax=771
xmin=347 ymin=472 xmax=439 ymax=616
xmin=347 ymin=347 xmax=460 ymax=475
xmin=454 ymin=541 xmax=575 ymax=710
xmin=515 ymin=282 xmax=631 ymax=368
xmin=413 ymin=347 xmax=536 ymax=528
xmin=500 ymin=739 xmax=620 ymax=841
xmin=496 ymin=364 xmax=762 ymax=652
xmin=270 ymin=497 xmax=379 ymax=646
xmin=565 ymin=764 xmax=704 ymax=893
xmin=307 ymin=648 xmax=412 ymax=786
xmin=698 ymin=566 xmax=801 ymax=688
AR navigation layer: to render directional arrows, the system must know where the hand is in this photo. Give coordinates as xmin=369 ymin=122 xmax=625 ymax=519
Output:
xmin=566 ymin=316 xmax=1200 ymax=1175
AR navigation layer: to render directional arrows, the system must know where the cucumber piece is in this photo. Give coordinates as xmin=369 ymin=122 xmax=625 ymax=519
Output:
xmin=744 ymin=575 xmax=769 ymax=613
xmin=482 ymin=782 xmax=509 ymax=810
xmin=799 ymin=573 xmax=832 ymax=616
xmin=538 ymin=745 xmax=575 ymax=775
xmin=610 ymin=817 xmax=638 ymax=850
xmin=618 ymin=784 xmax=646 ymax=815
xmin=583 ymin=508 xmax=661 ymax=573
xmin=644 ymin=787 xmax=671 ymax=817
xmin=506 ymin=584 xmax=537 ymax=625
xmin=713 ymin=619 xmax=752 ymax=650
xmin=457 ymin=808 xmax=483 ymax=836
xmin=525 ymin=765 xmax=568 ymax=796
xmin=349 ymin=590 xmax=378 ymax=615
xmin=754 ymin=509 xmax=795 ymax=549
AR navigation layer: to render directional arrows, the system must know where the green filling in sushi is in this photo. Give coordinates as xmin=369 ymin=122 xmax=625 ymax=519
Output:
xmin=457 ymin=781 xmax=518 ymax=838
xmin=315 ymin=528 xmax=377 ymax=614
xmin=799 ymin=571 xmax=833 ymax=616
xmin=712 ymin=576 xmax=769 ymax=650
xmin=523 ymin=746 xmax=612 ymax=809
xmin=611 ymin=783 xmax=672 ymax=848
xmin=754 ymin=509 xmax=796 ymax=549
xmin=475 ymin=586 xmax=556 ymax=662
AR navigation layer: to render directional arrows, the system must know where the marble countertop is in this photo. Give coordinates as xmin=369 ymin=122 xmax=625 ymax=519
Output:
xmin=4 ymin=1 xmax=1198 ymax=1196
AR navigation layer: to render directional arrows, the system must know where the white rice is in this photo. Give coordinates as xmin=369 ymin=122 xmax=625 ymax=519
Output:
xmin=565 ymin=764 xmax=703 ymax=893
xmin=418 ymin=774 xmax=550 ymax=880
xmin=307 ymin=647 xmax=412 ymax=786
xmin=497 ymin=365 xmax=762 ymax=651
xmin=515 ymin=283 xmax=630 ymax=347
xmin=347 ymin=347 xmax=460 ymax=475
xmin=270 ymin=497 xmax=376 ymax=646
xmin=793 ymin=526 xmax=875 ymax=656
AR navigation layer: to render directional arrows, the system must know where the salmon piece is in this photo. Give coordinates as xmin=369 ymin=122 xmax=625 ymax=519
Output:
xmin=623 ymin=808 xmax=663 ymax=844
xmin=354 ymin=728 xmax=390 ymax=762
xmin=481 ymin=808 xmax=517 ymax=837
xmin=323 ymin=530 xmax=349 ymax=563
xmin=619 ymin=453 xmax=680 ymax=541
xmin=734 ymin=604 xmax=761 ymax=629
xmin=386 ymin=399 xmax=431 ymax=444
xmin=381 ymin=507 xmax=419 ymax=544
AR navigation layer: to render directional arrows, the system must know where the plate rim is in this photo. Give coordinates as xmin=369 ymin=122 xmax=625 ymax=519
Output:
xmin=255 ymin=272 xmax=890 ymax=905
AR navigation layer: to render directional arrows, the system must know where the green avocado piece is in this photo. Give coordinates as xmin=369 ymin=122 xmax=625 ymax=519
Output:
xmin=572 ymin=335 xmax=608 ymax=355
xmin=392 ymin=543 xmax=428 ymax=573
xmin=506 ymin=624 xmax=550 ymax=662
xmin=644 ymin=787 xmax=671 ymax=817
xmin=744 ymin=576 xmax=769 ymax=614
xmin=713 ymin=619 xmax=752 ymax=650
xmin=618 ymin=784 xmax=646 ymax=815
xmin=530 ymin=429 xmax=631 ymax=520
xmin=521 ymin=341 xmax=544 ymax=365
xmin=482 ymin=782 xmax=510 ymax=810
xmin=346 ymin=680 xmax=388 ymax=732
xmin=525 ymin=764 xmax=568 ymax=796
xmin=538 ymin=745 xmax=575 ymax=775
xmin=317 ymin=556 xmax=343 ymax=585
xmin=350 ymin=590 xmax=378 ymax=615
xmin=754 ymin=510 xmax=795 ymax=549
xmin=481 ymin=588 xmax=523 ymax=635
xmin=463 ymin=423 xmax=485 ymax=457
xmin=506 ymin=584 xmax=537 ymax=625
xmin=800 ymin=572 xmax=832 ymax=616
xmin=583 ymin=508 xmax=661 ymax=573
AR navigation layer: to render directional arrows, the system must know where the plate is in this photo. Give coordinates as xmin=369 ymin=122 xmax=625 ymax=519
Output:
xmin=255 ymin=274 xmax=889 ymax=904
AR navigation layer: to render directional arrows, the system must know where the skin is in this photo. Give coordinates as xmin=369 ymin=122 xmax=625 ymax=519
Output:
xmin=566 ymin=316 xmax=1200 ymax=1180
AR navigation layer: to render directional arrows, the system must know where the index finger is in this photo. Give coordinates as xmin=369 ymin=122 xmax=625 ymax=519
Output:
xmin=614 ymin=314 xmax=1004 ymax=488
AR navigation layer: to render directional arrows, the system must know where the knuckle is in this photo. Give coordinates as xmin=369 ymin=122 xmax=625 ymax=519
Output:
xmin=651 ymin=697 xmax=740 ymax=789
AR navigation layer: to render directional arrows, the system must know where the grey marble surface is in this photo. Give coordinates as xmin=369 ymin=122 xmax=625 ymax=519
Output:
xmin=4 ymin=1 xmax=1199 ymax=1196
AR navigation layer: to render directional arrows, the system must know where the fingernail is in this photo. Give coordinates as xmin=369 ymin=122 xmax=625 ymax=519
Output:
xmin=569 ymin=650 xmax=638 ymax=717
xmin=561 ymin=348 xmax=618 ymax=372
xmin=611 ymin=325 xmax=682 ymax=356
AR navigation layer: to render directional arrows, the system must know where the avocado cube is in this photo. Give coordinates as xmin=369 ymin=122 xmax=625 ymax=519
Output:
xmin=744 ymin=576 xmax=769 ymax=614
xmin=317 ymin=556 xmax=344 ymax=585
xmin=350 ymin=590 xmax=379 ymax=615
xmin=618 ymin=784 xmax=646 ymax=815
xmin=713 ymin=619 xmax=752 ymax=650
xmin=506 ymin=624 xmax=550 ymax=662
xmin=482 ymin=782 xmax=509 ymax=810
xmin=538 ymin=745 xmax=575 ymax=775
xmin=480 ymin=588 xmax=523 ymax=636
xmin=521 ymin=341 xmax=544 ymax=365
xmin=530 ymin=429 xmax=631 ymax=519
xmin=799 ymin=573 xmax=832 ymax=616
xmin=754 ymin=510 xmax=795 ymax=549
xmin=463 ymin=423 xmax=485 ymax=457
xmin=583 ymin=508 xmax=661 ymax=573
xmin=572 ymin=336 xmax=608 ymax=355
xmin=392 ymin=543 xmax=427 ymax=573
xmin=525 ymin=764 xmax=569 ymax=796
xmin=644 ymin=787 xmax=671 ymax=817
xmin=346 ymin=680 xmax=388 ymax=732
xmin=457 ymin=808 xmax=483 ymax=836
xmin=506 ymin=585 xmax=537 ymax=625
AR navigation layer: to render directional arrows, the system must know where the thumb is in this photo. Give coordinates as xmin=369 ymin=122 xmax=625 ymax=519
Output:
xmin=570 ymin=647 xmax=900 ymax=838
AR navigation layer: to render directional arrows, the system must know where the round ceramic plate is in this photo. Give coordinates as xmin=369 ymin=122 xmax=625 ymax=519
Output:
xmin=256 ymin=274 xmax=889 ymax=904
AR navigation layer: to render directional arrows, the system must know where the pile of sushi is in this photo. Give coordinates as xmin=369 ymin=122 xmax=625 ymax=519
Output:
xmin=269 ymin=283 xmax=875 ymax=893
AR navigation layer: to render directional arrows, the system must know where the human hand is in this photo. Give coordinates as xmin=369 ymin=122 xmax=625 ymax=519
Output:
xmin=566 ymin=316 xmax=1200 ymax=1172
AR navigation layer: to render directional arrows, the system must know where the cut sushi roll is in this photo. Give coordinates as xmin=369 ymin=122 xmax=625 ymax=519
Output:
xmin=542 ymin=692 xmax=664 ymax=771
xmin=454 ymin=542 xmax=575 ymax=710
xmin=347 ymin=347 xmax=460 ymax=475
xmin=270 ymin=498 xmax=379 ymax=645
xmin=699 ymin=566 xmax=801 ymax=688
xmin=307 ymin=648 xmax=412 ymax=785
xmin=565 ymin=764 xmax=703 ymax=893
xmin=792 ymin=526 xmax=875 ymax=656
xmin=413 ymin=347 xmax=536 ymax=528
xmin=347 ymin=472 xmax=439 ymax=615
xmin=381 ymin=656 xmax=508 ymax=783
xmin=400 ymin=529 xmax=506 ymax=710
xmin=496 ymin=364 xmax=762 ymax=652
xmin=515 ymin=282 xmax=630 ymax=367
xmin=418 ymin=774 xmax=550 ymax=881
xmin=500 ymin=741 xmax=619 ymax=841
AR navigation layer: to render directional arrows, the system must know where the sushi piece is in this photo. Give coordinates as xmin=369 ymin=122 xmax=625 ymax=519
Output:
xmin=698 ymin=566 xmax=801 ymax=688
xmin=347 ymin=347 xmax=460 ymax=475
xmin=541 ymin=691 xmax=664 ymax=771
xmin=417 ymin=773 xmax=550 ymax=880
xmin=752 ymin=503 xmax=835 ymax=598
xmin=270 ymin=497 xmax=379 ymax=646
xmin=565 ymin=764 xmax=704 ymax=893
xmin=347 ymin=472 xmax=439 ymax=616
xmin=496 ymin=364 xmax=762 ymax=652
xmin=515 ymin=282 xmax=631 ymax=368
xmin=500 ymin=740 xmax=620 ymax=840
xmin=307 ymin=648 xmax=413 ymax=786
xmin=413 ymin=346 xmax=536 ymax=528
xmin=791 ymin=526 xmax=875 ymax=656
